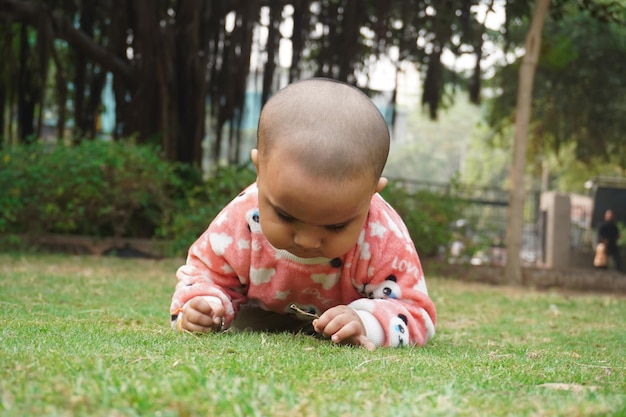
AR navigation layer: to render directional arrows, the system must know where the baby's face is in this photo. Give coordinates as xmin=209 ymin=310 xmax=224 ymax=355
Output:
xmin=256 ymin=153 xmax=377 ymax=259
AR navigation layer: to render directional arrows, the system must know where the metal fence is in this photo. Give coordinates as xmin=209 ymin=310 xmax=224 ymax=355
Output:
xmin=570 ymin=203 xmax=593 ymax=251
xmin=392 ymin=179 xmax=543 ymax=266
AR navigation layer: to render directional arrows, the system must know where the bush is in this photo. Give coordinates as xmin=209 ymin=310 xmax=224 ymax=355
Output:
xmin=158 ymin=164 xmax=257 ymax=256
xmin=0 ymin=140 xmax=181 ymax=239
xmin=0 ymin=141 xmax=459 ymax=259
xmin=380 ymin=182 xmax=465 ymax=257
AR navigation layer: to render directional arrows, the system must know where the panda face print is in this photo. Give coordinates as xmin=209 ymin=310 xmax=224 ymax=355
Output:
xmin=388 ymin=314 xmax=409 ymax=347
xmin=246 ymin=209 xmax=262 ymax=233
xmin=360 ymin=275 xmax=402 ymax=299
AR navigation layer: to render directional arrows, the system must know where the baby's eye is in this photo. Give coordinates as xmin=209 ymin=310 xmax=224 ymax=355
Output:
xmin=275 ymin=209 xmax=295 ymax=223
xmin=326 ymin=223 xmax=348 ymax=233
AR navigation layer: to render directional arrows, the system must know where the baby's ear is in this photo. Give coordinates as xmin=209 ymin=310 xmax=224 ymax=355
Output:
xmin=376 ymin=177 xmax=388 ymax=193
xmin=251 ymin=149 xmax=259 ymax=173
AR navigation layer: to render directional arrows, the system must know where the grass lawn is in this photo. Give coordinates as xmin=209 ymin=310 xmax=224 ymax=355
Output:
xmin=1 ymin=253 xmax=625 ymax=417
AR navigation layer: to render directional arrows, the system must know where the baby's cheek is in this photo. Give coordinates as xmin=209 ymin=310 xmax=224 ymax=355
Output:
xmin=325 ymin=230 xmax=361 ymax=258
xmin=261 ymin=220 xmax=292 ymax=249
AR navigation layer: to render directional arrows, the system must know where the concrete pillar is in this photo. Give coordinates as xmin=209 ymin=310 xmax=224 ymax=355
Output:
xmin=540 ymin=192 xmax=571 ymax=269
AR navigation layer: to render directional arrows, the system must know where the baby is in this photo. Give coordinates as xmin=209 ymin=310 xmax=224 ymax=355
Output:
xmin=170 ymin=78 xmax=436 ymax=350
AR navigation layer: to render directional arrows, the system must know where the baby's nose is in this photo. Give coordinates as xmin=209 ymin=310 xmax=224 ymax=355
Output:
xmin=293 ymin=229 xmax=322 ymax=249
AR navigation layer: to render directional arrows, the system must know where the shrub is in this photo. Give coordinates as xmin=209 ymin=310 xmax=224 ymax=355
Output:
xmin=0 ymin=140 xmax=181 ymax=239
xmin=380 ymin=182 xmax=466 ymax=257
xmin=158 ymin=164 xmax=257 ymax=256
xmin=0 ymin=141 xmax=460 ymax=260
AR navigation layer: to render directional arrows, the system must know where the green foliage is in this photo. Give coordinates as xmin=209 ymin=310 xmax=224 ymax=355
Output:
xmin=380 ymin=182 xmax=465 ymax=257
xmin=384 ymin=91 xmax=482 ymax=184
xmin=158 ymin=164 xmax=257 ymax=256
xmin=460 ymin=123 xmax=512 ymax=189
xmin=0 ymin=140 xmax=181 ymax=238
xmin=543 ymin=142 xmax=626 ymax=193
xmin=0 ymin=140 xmax=476 ymax=260
xmin=0 ymin=141 xmax=258 ymax=256
xmin=486 ymin=8 xmax=626 ymax=170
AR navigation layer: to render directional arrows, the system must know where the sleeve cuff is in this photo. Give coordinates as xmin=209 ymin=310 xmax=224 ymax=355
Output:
xmin=353 ymin=308 xmax=385 ymax=347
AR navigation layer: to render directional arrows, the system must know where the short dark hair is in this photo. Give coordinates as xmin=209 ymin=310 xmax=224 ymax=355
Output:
xmin=257 ymin=78 xmax=390 ymax=183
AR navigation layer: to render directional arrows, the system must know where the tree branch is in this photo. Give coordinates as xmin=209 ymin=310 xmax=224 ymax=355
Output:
xmin=0 ymin=0 xmax=134 ymax=80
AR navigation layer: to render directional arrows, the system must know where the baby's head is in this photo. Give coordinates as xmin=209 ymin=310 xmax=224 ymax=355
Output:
xmin=251 ymin=78 xmax=390 ymax=259
xmin=255 ymin=78 xmax=390 ymax=185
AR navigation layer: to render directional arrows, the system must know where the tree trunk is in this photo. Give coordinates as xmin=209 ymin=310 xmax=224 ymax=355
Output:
xmin=212 ymin=1 xmax=255 ymax=166
xmin=338 ymin=0 xmax=360 ymax=83
xmin=469 ymin=0 xmax=495 ymax=105
xmin=0 ymin=82 xmax=5 ymax=147
xmin=261 ymin=1 xmax=281 ymax=106
xmin=73 ymin=0 xmax=94 ymax=141
xmin=422 ymin=48 xmax=442 ymax=120
xmin=17 ymin=23 xmax=36 ymax=143
xmin=172 ymin=0 xmax=211 ymax=167
xmin=289 ymin=0 xmax=308 ymax=83
xmin=504 ymin=0 xmax=551 ymax=284
xmin=130 ymin=0 xmax=162 ymax=146
xmin=108 ymin=0 xmax=131 ymax=141
xmin=421 ymin=0 xmax=454 ymax=120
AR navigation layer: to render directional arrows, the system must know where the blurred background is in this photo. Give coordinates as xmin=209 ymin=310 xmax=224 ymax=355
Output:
xmin=0 ymin=0 xmax=624 ymax=265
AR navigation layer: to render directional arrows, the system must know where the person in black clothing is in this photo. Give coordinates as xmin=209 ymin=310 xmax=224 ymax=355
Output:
xmin=597 ymin=209 xmax=622 ymax=272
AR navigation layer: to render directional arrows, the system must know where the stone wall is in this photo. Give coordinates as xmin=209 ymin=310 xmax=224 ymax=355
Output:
xmin=434 ymin=262 xmax=626 ymax=294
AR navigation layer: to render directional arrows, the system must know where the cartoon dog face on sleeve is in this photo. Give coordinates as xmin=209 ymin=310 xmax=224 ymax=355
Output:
xmin=359 ymin=275 xmax=402 ymax=299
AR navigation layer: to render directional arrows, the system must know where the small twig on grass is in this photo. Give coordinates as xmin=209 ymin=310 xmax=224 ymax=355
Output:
xmin=290 ymin=303 xmax=319 ymax=319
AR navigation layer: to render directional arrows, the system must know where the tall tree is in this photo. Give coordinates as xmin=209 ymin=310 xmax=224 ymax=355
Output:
xmin=505 ymin=0 xmax=551 ymax=284
xmin=479 ymin=1 xmax=626 ymax=279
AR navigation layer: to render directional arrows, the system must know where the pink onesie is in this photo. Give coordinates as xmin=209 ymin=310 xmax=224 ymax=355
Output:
xmin=171 ymin=183 xmax=436 ymax=347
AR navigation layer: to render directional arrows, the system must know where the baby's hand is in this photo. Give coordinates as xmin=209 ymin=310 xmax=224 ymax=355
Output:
xmin=179 ymin=297 xmax=225 ymax=333
xmin=313 ymin=305 xmax=376 ymax=351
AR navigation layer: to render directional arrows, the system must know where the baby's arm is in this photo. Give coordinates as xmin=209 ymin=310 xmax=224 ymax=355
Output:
xmin=343 ymin=197 xmax=437 ymax=348
xmin=170 ymin=225 xmax=251 ymax=332
xmin=170 ymin=188 xmax=258 ymax=332
xmin=170 ymin=248 xmax=242 ymax=332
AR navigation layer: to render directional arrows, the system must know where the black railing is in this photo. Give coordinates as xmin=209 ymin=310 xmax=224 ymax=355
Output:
xmin=391 ymin=178 xmax=543 ymax=266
